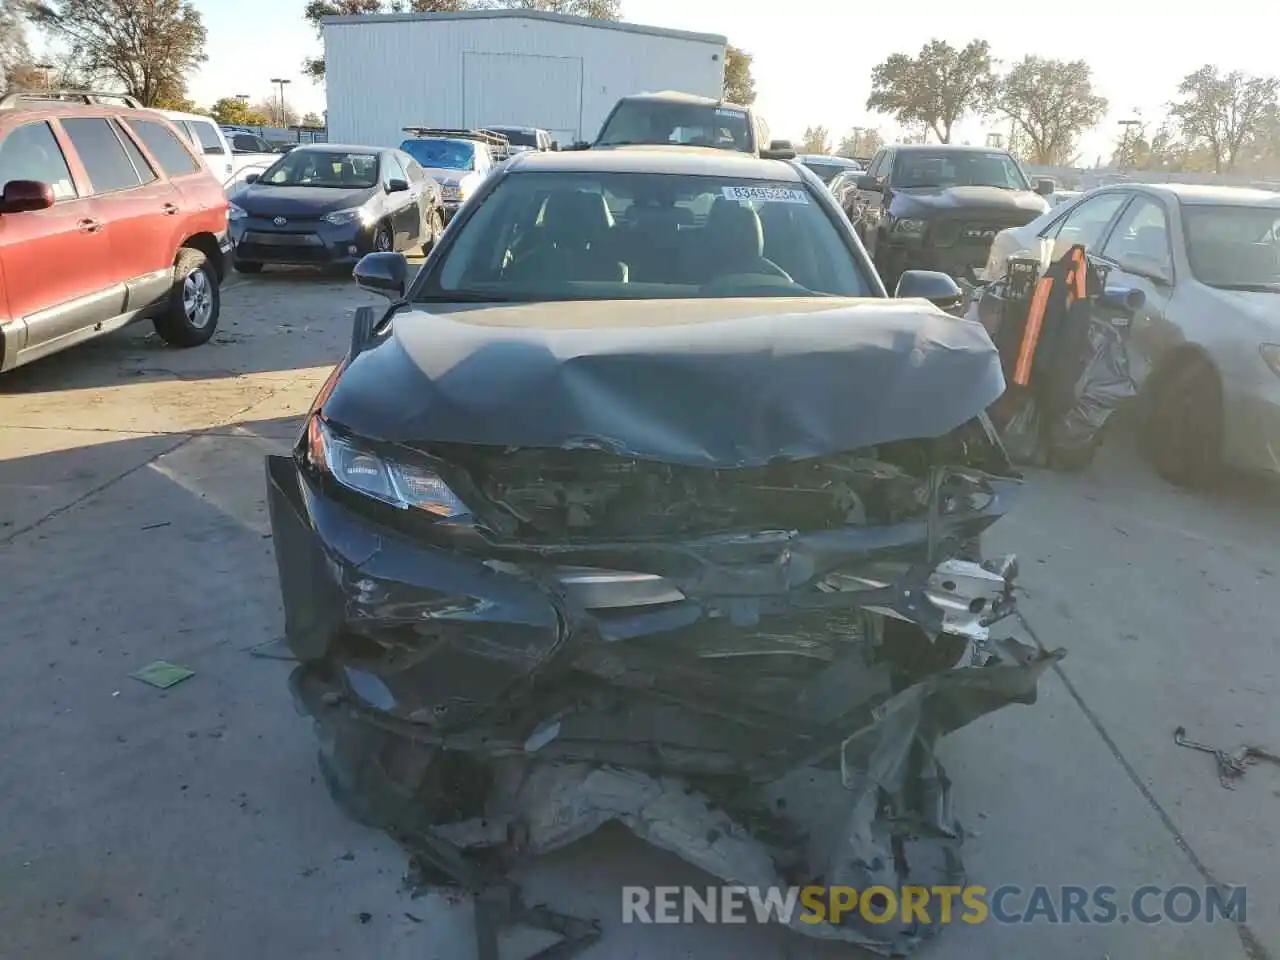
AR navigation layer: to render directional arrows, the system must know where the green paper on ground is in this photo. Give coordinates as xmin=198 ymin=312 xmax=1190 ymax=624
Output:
xmin=131 ymin=661 xmax=195 ymax=689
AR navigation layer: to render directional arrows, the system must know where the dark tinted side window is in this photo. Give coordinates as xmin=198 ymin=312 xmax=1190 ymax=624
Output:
xmin=0 ymin=120 xmax=78 ymax=200
xmin=113 ymin=120 xmax=156 ymax=184
xmin=232 ymin=133 xmax=267 ymax=152
xmin=60 ymin=117 xmax=144 ymax=194
xmin=191 ymin=121 xmax=224 ymax=155
xmin=127 ymin=119 xmax=200 ymax=176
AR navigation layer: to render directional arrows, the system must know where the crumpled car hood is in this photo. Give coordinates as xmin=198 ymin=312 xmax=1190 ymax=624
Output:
xmin=322 ymin=298 xmax=1007 ymax=467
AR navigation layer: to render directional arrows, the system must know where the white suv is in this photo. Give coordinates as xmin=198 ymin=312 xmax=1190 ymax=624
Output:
xmin=156 ymin=109 xmax=280 ymax=189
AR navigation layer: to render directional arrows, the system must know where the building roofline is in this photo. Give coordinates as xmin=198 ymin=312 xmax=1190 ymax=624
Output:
xmin=322 ymin=9 xmax=727 ymax=45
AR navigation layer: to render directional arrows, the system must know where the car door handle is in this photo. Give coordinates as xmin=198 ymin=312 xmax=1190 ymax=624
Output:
xmin=77 ymin=218 xmax=103 ymax=234
xmin=162 ymin=203 xmax=180 ymax=216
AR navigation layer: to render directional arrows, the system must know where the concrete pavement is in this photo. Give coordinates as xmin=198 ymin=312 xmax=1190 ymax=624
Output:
xmin=0 ymin=272 xmax=1274 ymax=958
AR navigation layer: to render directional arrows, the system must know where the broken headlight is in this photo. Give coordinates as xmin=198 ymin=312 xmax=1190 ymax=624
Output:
xmin=304 ymin=417 xmax=469 ymax=518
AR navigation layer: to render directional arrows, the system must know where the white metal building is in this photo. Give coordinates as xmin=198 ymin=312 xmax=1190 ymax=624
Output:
xmin=323 ymin=9 xmax=726 ymax=147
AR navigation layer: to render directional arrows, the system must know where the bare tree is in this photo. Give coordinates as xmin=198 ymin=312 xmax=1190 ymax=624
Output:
xmin=1 ymin=0 xmax=33 ymax=90
xmin=253 ymin=95 xmax=298 ymax=128
xmin=866 ymin=39 xmax=997 ymax=144
xmin=1170 ymin=65 xmax=1279 ymax=173
xmin=992 ymin=56 xmax=1107 ymax=165
xmin=28 ymin=0 xmax=207 ymax=106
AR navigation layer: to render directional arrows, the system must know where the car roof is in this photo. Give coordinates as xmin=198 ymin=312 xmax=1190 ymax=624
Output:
xmin=156 ymin=108 xmax=219 ymax=123
xmin=507 ymin=146 xmax=802 ymax=180
xmin=1126 ymin=182 xmax=1280 ymax=207
xmin=0 ymin=92 xmax=153 ymax=122
xmin=891 ymin=144 xmax=1013 ymax=155
xmin=401 ymin=135 xmax=474 ymax=144
xmin=798 ymin=154 xmax=859 ymax=165
xmin=616 ymin=90 xmax=750 ymax=112
xmin=293 ymin=143 xmax=386 ymax=154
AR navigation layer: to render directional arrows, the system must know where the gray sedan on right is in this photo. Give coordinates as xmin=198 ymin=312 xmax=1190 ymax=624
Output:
xmin=985 ymin=183 xmax=1280 ymax=486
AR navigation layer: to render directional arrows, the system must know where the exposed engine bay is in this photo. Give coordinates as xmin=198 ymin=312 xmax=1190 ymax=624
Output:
xmin=270 ymin=414 xmax=1061 ymax=958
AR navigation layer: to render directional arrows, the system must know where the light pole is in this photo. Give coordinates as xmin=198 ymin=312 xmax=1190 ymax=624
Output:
xmin=268 ymin=77 xmax=291 ymax=127
xmin=1117 ymin=118 xmax=1141 ymax=172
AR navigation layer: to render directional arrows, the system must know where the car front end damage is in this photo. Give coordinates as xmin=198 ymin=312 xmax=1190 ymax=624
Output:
xmin=266 ymin=298 xmax=1063 ymax=956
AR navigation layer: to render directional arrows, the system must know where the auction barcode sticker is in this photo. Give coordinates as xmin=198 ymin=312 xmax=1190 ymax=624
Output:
xmin=722 ymin=185 xmax=810 ymax=204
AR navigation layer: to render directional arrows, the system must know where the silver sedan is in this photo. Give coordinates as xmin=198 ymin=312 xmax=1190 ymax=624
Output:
xmin=983 ymin=182 xmax=1280 ymax=486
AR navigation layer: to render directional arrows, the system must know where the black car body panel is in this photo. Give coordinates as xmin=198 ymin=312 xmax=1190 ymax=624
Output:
xmin=322 ymin=299 xmax=1006 ymax=466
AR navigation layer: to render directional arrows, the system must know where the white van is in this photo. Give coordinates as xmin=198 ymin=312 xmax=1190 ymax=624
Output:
xmin=155 ymin=109 xmax=280 ymax=190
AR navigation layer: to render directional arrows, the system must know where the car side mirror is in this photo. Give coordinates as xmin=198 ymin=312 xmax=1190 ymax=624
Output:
xmin=894 ymin=269 xmax=963 ymax=309
xmin=549 ymin=140 xmax=560 ymax=151
xmin=760 ymin=139 xmax=796 ymax=160
xmin=354 ymin=252 xmax=408 ymax=299
xmin=387 ymin=178 xmax=409 ymax=193
xmin=857 ymin=174 xmax=882 ymax=191
xmin=0 ymin=179 xmax=55 ymax=213
xmin=244 ymin=172 xmax=260 ymax=184
xmin=1035 ymin=178 xmax=1056 ymax=196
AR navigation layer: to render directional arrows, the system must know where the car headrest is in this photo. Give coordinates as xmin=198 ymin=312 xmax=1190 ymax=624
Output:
xmin=541 ymin=190 xmax=613 ymax=243
xmin=704 ymin=199 xmax=765 ymax=262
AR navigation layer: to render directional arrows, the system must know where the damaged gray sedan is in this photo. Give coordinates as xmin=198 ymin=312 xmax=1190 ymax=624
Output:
xmin=266 ymin=148 xmax=1063 ymax=957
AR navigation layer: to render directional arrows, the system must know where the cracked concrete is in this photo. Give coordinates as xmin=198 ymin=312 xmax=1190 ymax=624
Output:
xmin=0 ymin=270 xmax=1275 ymax=958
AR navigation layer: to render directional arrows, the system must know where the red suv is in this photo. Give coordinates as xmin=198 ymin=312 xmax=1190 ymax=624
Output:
xmin=0 ymin=91 xmax=232 ymax=372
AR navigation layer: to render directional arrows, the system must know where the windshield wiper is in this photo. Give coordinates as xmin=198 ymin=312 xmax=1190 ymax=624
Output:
xmin=1208 ymin=281 xmax=1280 ymax=292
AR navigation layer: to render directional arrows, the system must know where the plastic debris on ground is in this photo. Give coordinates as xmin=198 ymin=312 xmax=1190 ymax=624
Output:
xmin=130 ymin=661 xmax=195 ymax=689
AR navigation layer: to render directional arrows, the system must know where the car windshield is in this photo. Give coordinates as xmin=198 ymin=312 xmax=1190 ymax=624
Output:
xmin=802 ymin=160 xmax=855 ymax=185
xmin=1181 ymin=204 xmax=1280 ymax=290
xmin=421 ymin=170 xmax=870 ymax=302
xmin=490 ymin=128 xmax=537 ymax=147
xmin=893 ymin=151 xmax=1030 ymax=190
xmin=400 ymin=138 xmax=475 ymax=170
xmin=596 ymin=101 xmax=753 ymax=152
xmin=260 ymin=150 xmax=378 ymax=188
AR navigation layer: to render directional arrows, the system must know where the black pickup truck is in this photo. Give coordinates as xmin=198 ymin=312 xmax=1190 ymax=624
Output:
xmin=847 ymin=144 xmax=1053 ymax=288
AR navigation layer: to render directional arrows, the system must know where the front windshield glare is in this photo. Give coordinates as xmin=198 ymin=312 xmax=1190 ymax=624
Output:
xmin=893 ymin=152 xmax=1029 ymax=190
xmin=1182 ymin=205 xmax=1280 ymax=288
xmin=262 ymin=151 xmax=378 ymax=188
xmin=597 ymin=103 xmax=752 ymax=152
xmin=423 ymin=171 xmax=871 ymax=301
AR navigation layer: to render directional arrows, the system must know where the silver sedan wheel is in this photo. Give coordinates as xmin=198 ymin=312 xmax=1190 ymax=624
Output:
xmin=183 ymin=268 xmax=214 ymax=329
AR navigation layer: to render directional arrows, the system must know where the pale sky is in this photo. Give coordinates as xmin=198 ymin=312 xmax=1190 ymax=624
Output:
xmin=167 ymin=0 xmax=1275 ymax=165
